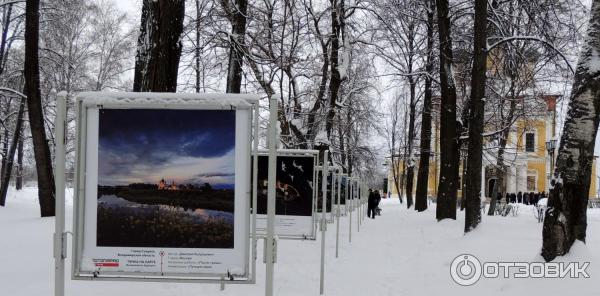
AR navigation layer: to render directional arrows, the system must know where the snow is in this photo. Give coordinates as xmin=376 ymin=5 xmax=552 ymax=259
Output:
xmin=338 ymin=36 xmax=351 ymax=81
xmin=76 ymin=91 xmax=261 ymax=107
xmin=537 ymin=197 xmax=548 ymax=207
xmin=2 ymin=188 xmax=599 ymax=295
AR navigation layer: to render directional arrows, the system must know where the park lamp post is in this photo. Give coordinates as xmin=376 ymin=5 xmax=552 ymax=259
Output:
xmin=545 ymin=139 xmax=557 ymax=180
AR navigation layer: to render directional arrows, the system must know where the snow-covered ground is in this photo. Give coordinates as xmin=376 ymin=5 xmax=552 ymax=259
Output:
xmin=1 ymin=187 xmax=598 ymax=296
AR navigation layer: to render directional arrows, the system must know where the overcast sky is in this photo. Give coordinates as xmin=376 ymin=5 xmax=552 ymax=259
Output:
xmin=112 ymin=0 xmax=139 ymax=14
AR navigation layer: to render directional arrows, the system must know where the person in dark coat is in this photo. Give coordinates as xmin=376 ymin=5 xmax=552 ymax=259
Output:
xmin=523 ymin=192 xmax=529 ymax=205
xmin=529 ymin=192 xmax=535 ymax=205
xmin=505 ymin=193 xmax=510 ymax=204
xmin=517 ymin=191 xmax=522 ymax=203
xmin=374 ymin=190 xmax=382 ymax=216
xmin=511 ymin=193 xmax=517 ymax=203
xmin=367 ymin=189 xmax=377 ymax=219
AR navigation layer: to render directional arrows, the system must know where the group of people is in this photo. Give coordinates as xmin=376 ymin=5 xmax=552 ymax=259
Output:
xmin=497 ymin=191 xmax=547 ymax=205
xmin=367 ymin=189 xmax=382 ymax=219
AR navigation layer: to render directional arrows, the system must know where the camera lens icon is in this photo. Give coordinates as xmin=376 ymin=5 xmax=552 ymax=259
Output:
xmin=450 ymin=254 xmax=482 ymax=286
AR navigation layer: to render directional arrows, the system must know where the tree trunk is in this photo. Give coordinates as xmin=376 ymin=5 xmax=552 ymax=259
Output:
xmin=24 ymin=0 xmax=55 ymax=217
xmin=464 ymin=0 xmax=488 ymax=233
xmin=0 ymin=4 xmax=13 ymax=76
xmin=195 ymin=0 xmax=202 ymax=93
xmin=16 ymin=126 xmax=23 ymax=190
xmin=415 ymin=0 xmax=435 ymax=212
xmin=541 ymin=0 xmax=600 ymax=262
xmin=225 ymin=0 xmax=247 ymax=93
xmin=489 ymin=93 xmax=516 ymax=215
xmin=435 ymin=0 xmax=458 ymax=220
xmin=325 ymin=0 xmax=345 ymax=139
xmin=1 ymin=109 xmax=9 ymax=180
xmin=0 ymin=97 xmax=25 ymax=206
xmin=405 ymin=79 xmax=416 ymax=209
xmin=133 ymin=0 xmax=185 ymax=92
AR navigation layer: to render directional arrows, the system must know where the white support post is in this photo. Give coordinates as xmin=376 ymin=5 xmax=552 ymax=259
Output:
xmin=251 ymin=103 xmax=259 ymax=283
xmin=335 ymin=170 xmax=341 ymax=258
xmin=314 ymin=166 xmax=320 ymax=236
xmin=265 ymin=96 xmax=278 ymax=296
xmin=357 ymin=183 xmax=360 ymax=223
xmin=349 ymin=178 xmax=352 ymax=243
xmin=54 ymin=94 xmax=67 ymax=296
xmin=358 ymin=183 xmax=366 ymax=225
xmin=361 ymin=185 xmax=364 ymax=221
xmin=331 ymin=170 xmax=336 ymax=223
xmin=319 ymin=151 xmax=329 ymax=295
xmin=358 ymin=181 xmax=360 ymax=232
xmin=362 ymin=185 xmax=365 ymax=222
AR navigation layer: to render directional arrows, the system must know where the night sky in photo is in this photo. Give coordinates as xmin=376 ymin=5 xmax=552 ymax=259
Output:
xmin=98 ymin=109 xmax=236 ymax=188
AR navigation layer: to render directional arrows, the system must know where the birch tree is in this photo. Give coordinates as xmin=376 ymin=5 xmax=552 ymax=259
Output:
xmin=542 ymin=0 xmax=600 ymax=262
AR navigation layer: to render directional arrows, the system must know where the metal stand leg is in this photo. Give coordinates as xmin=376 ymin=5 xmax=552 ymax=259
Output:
xmin=335 ymin=171 xmax=340 ymax=258
xmin=54 ymin=94 xmax=67 ymax=296
xmin=319 ymin=151 xmax=328 ymax=295
xmin=265 ymin=97 xmax=278 ymax=296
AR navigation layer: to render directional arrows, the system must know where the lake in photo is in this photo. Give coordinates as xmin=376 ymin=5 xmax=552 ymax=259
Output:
xmin=96 ymin=109 xmax=237 ymax=249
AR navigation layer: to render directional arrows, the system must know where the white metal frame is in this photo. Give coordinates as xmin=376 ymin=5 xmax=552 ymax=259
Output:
xmin=254 ymin=149 xmax=319 ymax=240
xmin=64 ymin=93 xmax=259 ymax=285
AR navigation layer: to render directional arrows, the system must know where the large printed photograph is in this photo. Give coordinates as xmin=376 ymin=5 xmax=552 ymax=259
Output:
xmin=256 ymin=155 xmax=314 ymax=216
xmin=96 ymin=109 xmax=236 ymax=249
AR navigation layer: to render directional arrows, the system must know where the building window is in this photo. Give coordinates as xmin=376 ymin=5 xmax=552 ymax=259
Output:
xmin=527 ymin=176 xmax=536 ymax=191
xmin=525 ymin=133 xmax=535 ymax=152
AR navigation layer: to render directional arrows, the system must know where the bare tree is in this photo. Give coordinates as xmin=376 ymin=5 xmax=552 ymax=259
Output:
xmin=0 ymin=93 xmax=24 ymax=205
xmin=89 ymin=2 xmax=136 ymax=91
xmin=435 ymin=0 xmax=459 ymax=220
xmin=383 ymin=93 xmax=404 ymax=203
xmin=463 ymin=0 xmax=488 ymax=232
xmin=541 ymin=0 xmax=600 ymax=262
xmin=221 ymin=0 xmax=247 ymax=93
xmin=415 ymin=0 xmax=435 ymax=212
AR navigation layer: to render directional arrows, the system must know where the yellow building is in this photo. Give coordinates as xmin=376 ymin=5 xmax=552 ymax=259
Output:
xmin=388 ymin=95 xmax=598 ymax=200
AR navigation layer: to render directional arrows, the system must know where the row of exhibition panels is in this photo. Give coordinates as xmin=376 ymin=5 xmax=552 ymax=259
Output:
xmin=52 ymin=92 xmax=370 ymax=295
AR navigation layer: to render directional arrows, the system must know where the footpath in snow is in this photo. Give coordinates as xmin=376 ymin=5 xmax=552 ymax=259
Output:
xmin=1 ymin=188 xmax=598 ymax=296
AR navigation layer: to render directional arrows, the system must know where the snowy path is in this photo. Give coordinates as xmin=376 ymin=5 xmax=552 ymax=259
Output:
xmin=1 ymin=188 xmax=598 ymax=295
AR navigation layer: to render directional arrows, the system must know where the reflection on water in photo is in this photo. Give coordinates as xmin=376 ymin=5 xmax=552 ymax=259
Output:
xmin=98 ymin=195 xmax=234 ymax=223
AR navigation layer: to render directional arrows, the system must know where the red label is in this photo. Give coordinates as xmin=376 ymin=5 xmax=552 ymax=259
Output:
xmin=94 ymin=262 xmax=119 ymax=267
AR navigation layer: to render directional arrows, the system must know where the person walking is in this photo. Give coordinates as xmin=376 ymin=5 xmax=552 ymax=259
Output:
xmin=375 ymin=190 xmax=382 ymax=215
xmin=368 ymin=189 xmax=378 ymax=219
xmin=517 ymin=191 xmax=522 ymax=203
xmin=529 ymin=192 xmax=535 ymax=206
